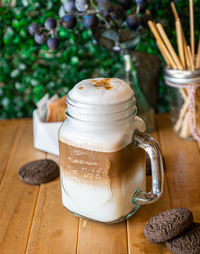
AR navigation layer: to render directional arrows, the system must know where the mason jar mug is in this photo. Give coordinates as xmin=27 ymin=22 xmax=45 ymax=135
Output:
xmin=59 ymin=78 xmax=164 ymax=223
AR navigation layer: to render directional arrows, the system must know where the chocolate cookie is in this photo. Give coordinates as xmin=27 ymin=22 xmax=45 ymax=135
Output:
xmin=18 ymin=159 xmax=59 ymax=185
xmin=144 ymin=208 xmax=193 ymax=242
xmin=166 ymin=223 xmax=200 ymax=254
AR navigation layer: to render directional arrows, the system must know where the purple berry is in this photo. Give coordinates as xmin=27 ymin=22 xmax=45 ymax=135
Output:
xmin=84 ymin=14 xmax=99 ymax=28
xmin=47 ymin=37 xmax=59 ymax=50
xmin=127 ymin=14 xmax=141 ymax=30
xmin=62 ymin=15 xmax=77 ymax=29
xmin=75 ymin=0 xmax=90 ymax=12
xmin=45 ymin=18 xmax=57 ymax=30
xmin=28 ymin=23 xmax=41 ymax=35
xmin=63 ymin=0 xmax=76 ymax=12
xmin=34 ymin=33 xmax=46 ymax=44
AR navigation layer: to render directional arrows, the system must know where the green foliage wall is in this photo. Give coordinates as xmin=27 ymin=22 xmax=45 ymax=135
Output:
xmin=1 ymin=0 xmax=123 ymax=118
xmin=1 ymin=0 xmax=200 ymax=118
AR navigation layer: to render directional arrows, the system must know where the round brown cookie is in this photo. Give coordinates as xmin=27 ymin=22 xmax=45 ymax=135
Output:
xmin=18 ymin=159 xmax=59 ymax=185
xmin=166 ymin=223 xmax=200 ymax=254
xmin=144 ymin=208 xmax=193 ymax=243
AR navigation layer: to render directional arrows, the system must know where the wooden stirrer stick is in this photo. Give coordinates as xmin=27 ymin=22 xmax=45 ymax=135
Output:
xmin=148 ymin=21 xmax=162 ymax=42
xmin=156 ymin=23 xmax=183 ymax=70
xmin=189 ymin=0 xmax=195 ymax=63
xmin=184 ymin=41 xmax=191 ymax=70
xmin=170 ymin=2 xmax=179 ymax=20
xmin=176 ymin=19 xmax=186 ymax=69
xmin=170 ymin=2 xmax=190 ymax=69
xmin=156 ymin=40 xmax=174 ymax=68
xmin=187 ymin=45 xmax=195 ymax=70
xmin=148 ymin=21 xmax=178 ymax=68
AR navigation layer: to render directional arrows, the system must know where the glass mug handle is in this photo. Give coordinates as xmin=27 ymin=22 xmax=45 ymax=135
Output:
xmin=132 ymin=118 xmax=164 ymax=205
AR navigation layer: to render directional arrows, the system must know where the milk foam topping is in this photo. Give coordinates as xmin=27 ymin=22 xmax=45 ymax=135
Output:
xmin=59 ymin=78 xmax=145 ymax=152
xmin=68 ymin=78 xmax=134 ymax=105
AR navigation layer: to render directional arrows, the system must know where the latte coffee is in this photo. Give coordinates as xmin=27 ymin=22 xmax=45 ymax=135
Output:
xmin=58 ymin=78 xmax=162 ymax=223
xmin=59 ymin=141 xmax=145 ymax=222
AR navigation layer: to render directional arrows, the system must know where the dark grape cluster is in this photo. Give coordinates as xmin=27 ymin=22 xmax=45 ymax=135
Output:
xmin=28 ymin=0 xmax=151 ymax=50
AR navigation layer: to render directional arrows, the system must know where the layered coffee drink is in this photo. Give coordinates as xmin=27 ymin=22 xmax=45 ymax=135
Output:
xmin=59 ymin=78 xmax=147 ymax=222
xmin=59 ymin=142 xmax=145 ymax=222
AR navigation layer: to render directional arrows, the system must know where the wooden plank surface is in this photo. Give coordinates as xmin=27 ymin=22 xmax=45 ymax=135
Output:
xmin=0 ymin=119 xmax=45 ymax=254
xmin=0 ymin=119 xmax=19 ymax=183
xmin=157 ymin=114 xmax=200 ymax=222
xmin=127 ymin=130 xmax=171 ymax=254
xmin=26 ymin=153 xmax=79 ymax=254
xmin=77 ymin=219 xmax=128 ymax=254
xmin=0 ymin=115 xmax=200 ymax=254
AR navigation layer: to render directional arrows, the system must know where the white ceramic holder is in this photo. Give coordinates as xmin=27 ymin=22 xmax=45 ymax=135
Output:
xmin=33 ymin=110 xmax=62 ymax=156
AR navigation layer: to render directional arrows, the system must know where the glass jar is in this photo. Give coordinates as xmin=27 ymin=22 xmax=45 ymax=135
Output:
xmin=123 ymin=53 xmax=156 ymax=133
xmin=59 ymin=78 xmax=164 ymax=223
xmin=165 ymin=68 xmax=200 ymax=140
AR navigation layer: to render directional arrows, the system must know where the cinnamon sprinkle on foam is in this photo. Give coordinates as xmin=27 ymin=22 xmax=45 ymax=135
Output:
xmin=91 ymin=78 xmax=113 ymax=90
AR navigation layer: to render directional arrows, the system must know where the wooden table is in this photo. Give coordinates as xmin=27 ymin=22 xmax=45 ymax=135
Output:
xmin=0 ymin=114 xmax=200 ymax=254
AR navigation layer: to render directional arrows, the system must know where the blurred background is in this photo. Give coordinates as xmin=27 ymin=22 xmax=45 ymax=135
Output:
xmin=0 ymin=0 xmax=200 ymax=119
